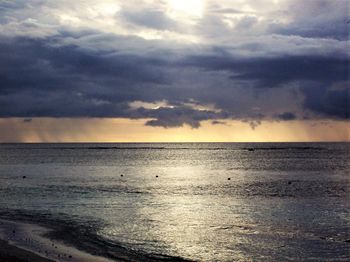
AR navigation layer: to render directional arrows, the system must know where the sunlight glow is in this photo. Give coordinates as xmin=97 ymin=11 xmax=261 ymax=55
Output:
xmin=167 ymin=0 xmax=204 ymax=21
xmin=129 ymin=100 xmax=173 ymax=110
xmin=90 ymin=2 xmax=121 ymax=17
xmin=59 ymin=14 xmax=81 ymax=25
xmin=1 ymin=118 xmax=349 ymax=143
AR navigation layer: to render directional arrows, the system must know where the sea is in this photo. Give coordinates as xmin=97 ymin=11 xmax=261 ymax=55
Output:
xmin=0 ymin=143 xmax=349 ymax=261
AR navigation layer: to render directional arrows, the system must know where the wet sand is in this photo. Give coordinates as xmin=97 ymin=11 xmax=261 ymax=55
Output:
xmin=0 ymin=217 xmax=191 ymax=262
xmin=0 ymin=219 xmax=112 ymax=262
xmin=0 ymin=239 xmax=53 ymax=262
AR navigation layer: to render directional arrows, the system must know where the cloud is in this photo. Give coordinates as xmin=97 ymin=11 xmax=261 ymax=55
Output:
xmin=0 ymin=0 xmax=349 ymax=129
xmin=0 ymin=35 xmax=170 ymax=116
xmin=269 ymin=0 xmax=349 ymax=41
xmin=137 ymin=106 xmax=228 ymax=128
xmin=243 ymin=120 xmax=262 ymax=130
xmin=182 ymin=53 xmax=349 ymax=88
xmin=211 ymin=120 xmax=227 ymax=125
xmin=119 ymin=8 xmax=178 ymax=31
xmin=302 ymin=84 xmax=350 ymax=119
xmin=276 ymin=112 xmax=297 ymax=121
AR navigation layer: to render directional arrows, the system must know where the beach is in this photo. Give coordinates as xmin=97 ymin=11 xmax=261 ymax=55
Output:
xmin=0 ymin=238 xmax=53 ymax=262
xmin=0 ymin=217 xmax=190 ymax=262
xmin=0 ymin=219 xmax=112 ymax=262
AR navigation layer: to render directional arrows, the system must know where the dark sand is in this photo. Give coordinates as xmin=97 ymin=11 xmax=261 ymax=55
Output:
xmin=0 ymin=219 xmax=112 ymax=262
xmin=0 ymin=239 xmax=53 ymax=262
xmin=0 ymin=218 xmax=191 ymax=262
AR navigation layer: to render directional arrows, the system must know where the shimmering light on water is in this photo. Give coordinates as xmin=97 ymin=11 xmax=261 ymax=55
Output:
xmin=0 ymin=143 xmax=349 ymax=261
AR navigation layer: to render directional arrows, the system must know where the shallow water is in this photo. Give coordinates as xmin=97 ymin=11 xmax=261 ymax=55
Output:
xmin=0 ymin=143 xmax=349 ymax=261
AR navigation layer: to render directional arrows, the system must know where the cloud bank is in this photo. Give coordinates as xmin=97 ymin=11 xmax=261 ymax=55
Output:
xmin=0 ymin=0 xmax=349 ymax=128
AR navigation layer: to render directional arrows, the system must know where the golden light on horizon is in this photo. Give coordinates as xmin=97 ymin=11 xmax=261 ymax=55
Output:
xmin=0 ymin=118 xmax=349 ymax=143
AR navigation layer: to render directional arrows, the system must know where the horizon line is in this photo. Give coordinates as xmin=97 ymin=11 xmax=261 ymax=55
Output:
xmin=1 ymin=141 xmax=349 ymax=144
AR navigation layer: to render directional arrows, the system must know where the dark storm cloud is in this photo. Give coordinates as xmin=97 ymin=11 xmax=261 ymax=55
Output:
xmin=182 ymin=52 xmax=349 ymax=120
xmin=132 ymin=106 xmax=229 ymax=128
xmin=302 ymin=85 xmax=350 ymax=119
xmin=0 ymin=35 xmax=171 ymax=118
xmin=211 ymin=120 xmax=227 ymax=125
xmin=270 ymin=20 xmax=349 ymax=41
xmin=0 ymin=0 xmax=349 ymax=128
xmin=0 ymin=34 xmax=229 ymax=127
xmin=0 ymin=33 xmax=349 ymax=126
xmin=0 ymin=36 xmax=167 ymax=95
xmin=0 ymin=35 xmax=168 ymax=90
xmin=183 ymin=54 xmax=349 ymax=88
xmin=276 ymin=112 xmax=297 ymax=121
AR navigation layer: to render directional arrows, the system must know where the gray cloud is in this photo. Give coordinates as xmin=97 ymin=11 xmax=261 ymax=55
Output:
xmin=302 ymin=84 xmax=350 ymax=119
xmin=182 ymin=54 xmax=349 ymax=88
xmin=269 ymin=0 xmax=349 ymax=40
xmin=23 ymin=118 xmax=33 ymax=123
xmin=276 ymin=112 xmax=297 ymax=121
xmin=211 ymin=120 xmax=227 ymax=125
xmin=0 ymin=0 xmax=349 ymax=128
xmin=140 ymin=106 xmax=224 ymax=128
xmin=120 ymin=8 xmax=178 ymax=31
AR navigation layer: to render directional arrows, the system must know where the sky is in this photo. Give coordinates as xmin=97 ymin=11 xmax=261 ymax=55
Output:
xmin=0 ymin=0 xmax=349 ymax=142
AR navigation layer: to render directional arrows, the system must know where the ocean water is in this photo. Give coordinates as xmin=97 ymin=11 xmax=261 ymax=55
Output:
xmin=0 ymin=143 xmax=349 ymax=261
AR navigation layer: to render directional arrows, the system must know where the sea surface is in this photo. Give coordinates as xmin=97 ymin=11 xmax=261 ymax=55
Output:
xmin=0 ymin=143 xmax=349 ymax=261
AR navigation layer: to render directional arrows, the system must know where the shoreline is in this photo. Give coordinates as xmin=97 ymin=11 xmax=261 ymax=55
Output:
xmin=0 ymin=238 xmax=53 ymax=262
xmin=0 ymin=216 xmax=192 ymax=262
xmin=0 ymin=219 xmax=112 ymax=262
